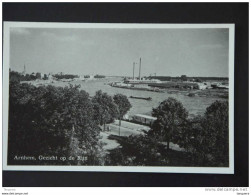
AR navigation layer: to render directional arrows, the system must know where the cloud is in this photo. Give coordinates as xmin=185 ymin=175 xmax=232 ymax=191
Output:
xmin=10 ymin=28 xmax=31 ymax=35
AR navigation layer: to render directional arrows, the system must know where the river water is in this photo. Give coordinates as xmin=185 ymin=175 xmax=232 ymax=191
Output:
xmin=50 ymin=77 xmax=225 ymax=117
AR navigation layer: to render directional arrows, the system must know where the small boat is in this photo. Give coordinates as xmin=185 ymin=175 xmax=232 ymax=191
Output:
xmin=129 ymin=96 xmax=152 ymax=101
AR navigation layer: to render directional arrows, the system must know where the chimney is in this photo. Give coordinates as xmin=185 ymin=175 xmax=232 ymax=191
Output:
xmin=139 ymin=58 xmax=141 ymax=80
xmin=133 ymin=62 xmax=135 ymax=80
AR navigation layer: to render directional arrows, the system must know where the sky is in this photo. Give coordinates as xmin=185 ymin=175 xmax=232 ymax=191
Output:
xmin=10 ymin=27 xmax=229 ymax=77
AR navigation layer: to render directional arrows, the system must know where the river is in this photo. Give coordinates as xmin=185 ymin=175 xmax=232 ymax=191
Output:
xmin=49 ymin=77 xmax=226 ymax=117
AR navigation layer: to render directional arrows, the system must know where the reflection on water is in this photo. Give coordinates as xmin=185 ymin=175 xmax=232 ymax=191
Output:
xmin=51 ymin=78 xmax=226 ymax=117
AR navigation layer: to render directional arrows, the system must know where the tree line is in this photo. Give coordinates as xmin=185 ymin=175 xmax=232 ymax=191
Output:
xmin=9 ymin=70 xmax=80 ymax=82
xmin=10 ymin=70 xmax=50 ymax=81
xmin=53 ymin=74 xmax=79 ymax=80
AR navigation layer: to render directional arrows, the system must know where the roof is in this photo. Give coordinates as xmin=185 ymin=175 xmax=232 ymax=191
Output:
xmin=134 ymin=114 xmax=157 ymax=120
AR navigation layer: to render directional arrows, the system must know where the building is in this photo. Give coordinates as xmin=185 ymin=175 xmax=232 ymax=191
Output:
xmin=48 ymin=73 xmax=53 ymax=80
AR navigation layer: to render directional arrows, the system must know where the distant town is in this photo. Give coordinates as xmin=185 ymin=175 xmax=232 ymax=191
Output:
xmin=10 ymin=60 xmax=229 ymax=93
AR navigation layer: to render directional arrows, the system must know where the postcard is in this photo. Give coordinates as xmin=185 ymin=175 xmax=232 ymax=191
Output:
xmin=3 ymin=22 xmax=234 ymax=173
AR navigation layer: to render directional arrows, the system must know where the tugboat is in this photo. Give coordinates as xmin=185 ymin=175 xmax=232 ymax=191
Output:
xmin=129 ymin=96 xmax=152 ymax=101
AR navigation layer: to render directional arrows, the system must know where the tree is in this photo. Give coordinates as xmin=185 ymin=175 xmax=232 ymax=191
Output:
xmin=175 ymin=101 xmax=229 ymax=167
xmin=92 ymin=90 xmax=118 ymax=131
xmin=171 ymin=115 xmax=205 ymax=165
xmin=53 ymin=74 xmax=79 ymax=80
xmin=113 ymin=94 xmax=132 ymax=135
xmin=106 ymin=135 xmax=163 ymax=166
xmin=149 ymin=97 xmax=188 ymax=161
xmin=9 ymin=71 xmax=22 ymax=83
xmin=181 ymin=75 xmax=187 ymax=81
xmin=200 ymin=100 xmax=229 ymax=166
xmin=36 ymin=72 xmax=42 ymax=79
xmin=8 ymin=83 xmax=101 ymax=165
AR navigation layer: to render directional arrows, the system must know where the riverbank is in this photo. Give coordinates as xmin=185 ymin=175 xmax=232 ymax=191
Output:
xmin=108 ymin=81 xmax=228 ymax=99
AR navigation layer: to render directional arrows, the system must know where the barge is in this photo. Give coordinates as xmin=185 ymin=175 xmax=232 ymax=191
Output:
xmin=129 ymin=96 xmax=152 ymax=101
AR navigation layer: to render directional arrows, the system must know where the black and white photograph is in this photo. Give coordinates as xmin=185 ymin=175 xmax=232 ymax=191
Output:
xmin=3 ymin=22 xmax=234 ymax=173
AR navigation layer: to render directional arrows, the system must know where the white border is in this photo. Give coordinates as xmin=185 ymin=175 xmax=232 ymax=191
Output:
xmin=3 ymin=22 xmax=235 ymax=174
